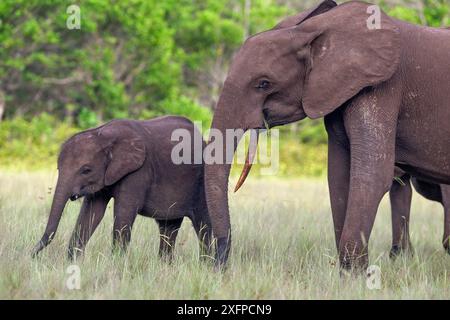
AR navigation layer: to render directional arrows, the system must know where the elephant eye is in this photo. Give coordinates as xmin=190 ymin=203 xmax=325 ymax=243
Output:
xmin=81 ymin=167 xmax=92 ymax=175
xmin=256 ymin=80 xmax=271 ymax=90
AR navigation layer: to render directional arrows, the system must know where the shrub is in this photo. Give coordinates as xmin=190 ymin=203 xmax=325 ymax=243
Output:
xmin=0 ymin=114 xmax=78 ymax=169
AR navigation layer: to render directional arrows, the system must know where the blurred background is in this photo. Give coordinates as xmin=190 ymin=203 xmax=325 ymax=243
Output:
xmin=0 ymin=0 xmax=448 ymax=173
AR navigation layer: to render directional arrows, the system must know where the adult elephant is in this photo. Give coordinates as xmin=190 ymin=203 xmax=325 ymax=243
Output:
xmin=204 ymin=0 xmax=450 ymax=271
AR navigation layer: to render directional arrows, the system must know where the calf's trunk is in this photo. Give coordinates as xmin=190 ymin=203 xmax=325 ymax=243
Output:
xmin=31 ymin=177 xmax=70 ymax=257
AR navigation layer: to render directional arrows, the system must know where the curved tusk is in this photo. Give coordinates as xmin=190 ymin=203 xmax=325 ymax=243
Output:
xmin=234 ymin=130 xmax=259 ymax=192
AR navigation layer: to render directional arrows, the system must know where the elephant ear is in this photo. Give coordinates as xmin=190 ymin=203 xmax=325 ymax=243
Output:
xmin=273 ymin=0 xmax=337 ymax=30
xmin=297 ymin=2 xmax=401 ymax=119
xmin=98 ymin=121 xmax=146 ymax=186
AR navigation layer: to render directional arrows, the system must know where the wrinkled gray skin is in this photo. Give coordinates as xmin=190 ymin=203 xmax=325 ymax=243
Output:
xmin=390 ymin=170 xmax=450 ymax=257
xmin=389 ymin=27 xmax=450 ymax=257
xmin=204 ymin=0 xmax=450 ymax=271
xmin=32 ymin=116 xmax=212 ymax=260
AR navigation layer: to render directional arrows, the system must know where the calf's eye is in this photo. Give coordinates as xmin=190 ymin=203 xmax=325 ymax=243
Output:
xmin=81 ymin=168 xmax=92 ymax=175
xmin=257 ymin=80 xmax=271 ymax=90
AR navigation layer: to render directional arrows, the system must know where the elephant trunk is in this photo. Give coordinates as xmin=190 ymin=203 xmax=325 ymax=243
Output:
xmin=31 ymin=175 xmax=70 ymax=257
xmin=204 ymin=83 xmax=263 ymax=267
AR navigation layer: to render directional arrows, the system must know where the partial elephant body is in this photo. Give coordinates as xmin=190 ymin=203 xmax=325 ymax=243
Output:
xmin=389 ymin=171 xmax=450 ymax=256
xmin=32 ymin=116 xmax=212 ymax=260
xmin=394 ymin=23 xmax=450 ymax=183
xmin=204 ymin=0 xmax=450 ymax=270
xmin=133 ymin=117 xmax=205 ymax=220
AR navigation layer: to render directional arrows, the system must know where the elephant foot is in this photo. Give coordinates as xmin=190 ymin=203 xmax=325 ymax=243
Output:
xmin=339 ymin=251 xmax=369 ymax=275
xmin=199 ymin=247 xmax=214 ymax=264
xmin=200 ymin=255 xmax=214 ymax=264
xmin=389 ymin=243 xmax=414 ymax=259
xmin=111 ymin=237 xmax=130 ymax=256
xmin=214 ymin=237 xmax=231 ymax=271
xmin=31 ymin=242 xmax=45 ymax=258
xmin=111 ymin=244 xmax=128 ymax=257
xmin=338 ymin=261 xmax=368 ymax=276
xmin=158 ymin=250 xmax=175 ymax=264
xmin=443 ymin=238 xmax=450 ymax=255
xmin=31 ymin=234 xmax=52 ymax=258
xmin=67 ymin=246 xmax=85 ymax=261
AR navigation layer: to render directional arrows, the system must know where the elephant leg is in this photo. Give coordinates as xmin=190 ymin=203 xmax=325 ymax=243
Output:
xmin=339 ymin=94 xmax=399 ymax=272
xmin=156 ymin=218 xmax=183 ymax=261
xmin=325 ymin=112 xmax=350 ymax=250
xmin=112 ymin=197 xmax=139 ymax=253
xmin=389 ymin=174 xmax=413 ymax=258
xmin=441 ymin=186 xmax=450 ymax=254
xmin=68 ymin=192 xmax=111 ymax=260
xmin=192 ymin=205 xmax=214 ymax=262
xmin=339 ymin=154 xmax=394 ymax=271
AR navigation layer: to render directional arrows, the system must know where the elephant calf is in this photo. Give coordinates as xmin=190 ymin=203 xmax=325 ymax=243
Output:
xmin=32 ymin=116 xmax=212 ymax=261
xmin=390 ymin=171 xmax=450 ymax=256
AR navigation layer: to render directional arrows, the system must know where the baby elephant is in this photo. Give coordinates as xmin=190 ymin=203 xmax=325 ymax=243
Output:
xmin=32 ymin=116 xmax=212 ymax=261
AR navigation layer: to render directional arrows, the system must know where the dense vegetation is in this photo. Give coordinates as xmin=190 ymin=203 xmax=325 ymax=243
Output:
xmin=0 ymin=0 xmax=448 ymax=173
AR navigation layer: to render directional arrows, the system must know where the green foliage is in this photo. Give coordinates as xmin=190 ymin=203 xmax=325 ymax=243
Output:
xmin=423 ymin=0 xmax=450 ymax=26
xmin=0 ymin=114 xmax=77 ymax=169
xmin=161 ymin=95 xmax=212 ymax=130
xmin=0 ymin=0 xmax=291 ymax=125
xmin=385 ymin=0 xmax=449 ymax=26
xmin=77 ymin=108 xmax=99 ymax=129
xmin=0 ymin=0 xmax=193 ymax=122
xmin=278 ymin=135 xmax=327 ymax=177
xmin=296 ymin=120 xmax=328 ymax=145
xmin=387 ymin=6 xmax=422 ymax=24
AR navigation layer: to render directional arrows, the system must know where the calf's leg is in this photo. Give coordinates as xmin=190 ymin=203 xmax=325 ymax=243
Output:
xmin=389 ymin=175 xmax=413 ymax=258
xmin=68 ymin=192 xmax=111 ymax=260
xmin=157 ymin=218 xmax=183 ymax=261
xmin=441 ymin=186 xmax=450 ymax=254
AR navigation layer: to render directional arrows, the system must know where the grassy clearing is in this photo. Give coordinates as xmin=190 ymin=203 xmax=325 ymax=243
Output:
xmin=0 ymin=171 xmax=449 ymax=299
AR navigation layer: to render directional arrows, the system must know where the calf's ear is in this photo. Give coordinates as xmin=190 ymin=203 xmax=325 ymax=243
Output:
xmin=98 ymin=122 xmax=146 ymax=186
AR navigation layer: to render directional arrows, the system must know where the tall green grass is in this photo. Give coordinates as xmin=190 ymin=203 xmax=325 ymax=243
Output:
xmin=0 ymin=172 xmax=449 ymax=299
